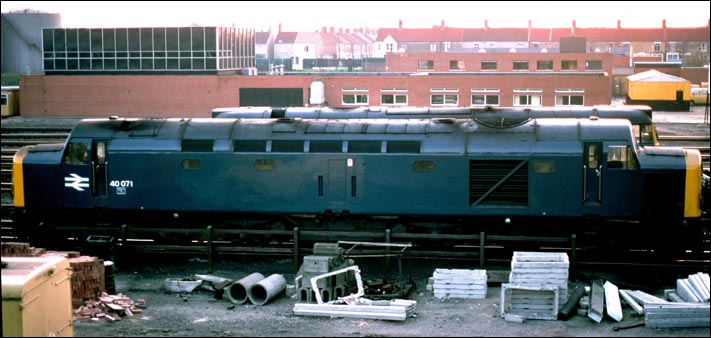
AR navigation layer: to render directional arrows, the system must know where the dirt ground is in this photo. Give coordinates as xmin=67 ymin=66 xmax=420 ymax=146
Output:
xmin=70 ymin=253 xmax=710 ymax=338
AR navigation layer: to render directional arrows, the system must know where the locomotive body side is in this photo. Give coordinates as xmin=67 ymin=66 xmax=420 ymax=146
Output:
xmin=12 ymin=117 xmax=702 ymax=249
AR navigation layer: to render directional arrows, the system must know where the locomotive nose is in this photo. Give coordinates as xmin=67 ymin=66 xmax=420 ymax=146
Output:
xmin=683 ymin=148 xmax=703 ymax=218
xmin=12 ymin=146 xmax=30 ymax=208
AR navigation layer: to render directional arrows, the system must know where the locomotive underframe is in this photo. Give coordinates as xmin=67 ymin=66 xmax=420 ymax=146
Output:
xmin=14 ymin=206 xmax=700 ymax=260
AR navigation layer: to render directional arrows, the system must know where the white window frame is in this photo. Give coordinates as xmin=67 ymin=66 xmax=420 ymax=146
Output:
xmin=430 ymin=88 xmax=459 ymax=106
xmin=555 ymin=89 xmax=585 ymax=106
xmin=513 ymin=88 xmax=542 ymax=107
xmin=342 ymin=88 xmax=369 ymax=106
xmin=471 ymin=88 xmax=500 ymax=106
xmin=381 ymin=88 xmax=408 ymax=106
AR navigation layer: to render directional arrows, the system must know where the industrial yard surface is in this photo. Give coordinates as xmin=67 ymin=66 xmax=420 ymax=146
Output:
xmin=71 ymin=254 xmax=709 ymax=337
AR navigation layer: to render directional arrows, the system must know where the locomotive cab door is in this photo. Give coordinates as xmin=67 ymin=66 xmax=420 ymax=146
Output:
xmin=92 ymin=139 xmax=108 ymax=199
xmin=583 ymin=142 xmax=602 ymax=207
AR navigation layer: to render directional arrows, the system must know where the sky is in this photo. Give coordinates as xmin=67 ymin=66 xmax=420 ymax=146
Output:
xmin=2 ymin=1 xmax=709 ymax=32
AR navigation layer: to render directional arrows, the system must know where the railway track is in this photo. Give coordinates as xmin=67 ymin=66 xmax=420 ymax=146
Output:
xmin=1 ymin=117 xmax=709 ymax=266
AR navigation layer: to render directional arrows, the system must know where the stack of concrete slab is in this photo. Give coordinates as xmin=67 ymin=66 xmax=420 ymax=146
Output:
xmin=293 ymin=298 xmax=417 ymax=321
xmin=644 ymin=303 xmax=710 ymax=328
xmin=431 ymin=269 xmax=487 ymax=299
xmin=500 ymin=251 xmax=569 ymax=321
xmin=619 ymin=271 xmax=710 ymax=328
xmin=674 ymin=272 xmax=710 ymax=303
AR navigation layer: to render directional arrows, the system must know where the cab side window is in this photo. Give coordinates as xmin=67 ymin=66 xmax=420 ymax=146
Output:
xmin=63 ymin=142 xmax=89 ymax=165
xmin=607 ymin=145 xmax=638 ymax=169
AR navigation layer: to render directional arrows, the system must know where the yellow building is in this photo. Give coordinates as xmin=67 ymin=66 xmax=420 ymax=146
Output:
xmin=626 ymin=70 xmax=691 ymax=111
xmin=1 ymin=86 xmax=20 ymax=117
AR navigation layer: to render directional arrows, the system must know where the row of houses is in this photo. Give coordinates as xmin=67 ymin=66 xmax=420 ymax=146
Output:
xmin=261 ymin=19 xmax=710 ymax=71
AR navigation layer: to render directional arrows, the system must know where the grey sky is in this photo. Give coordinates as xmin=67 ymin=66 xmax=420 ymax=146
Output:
xmin=2 ymin=1 xmax=709 ymax=31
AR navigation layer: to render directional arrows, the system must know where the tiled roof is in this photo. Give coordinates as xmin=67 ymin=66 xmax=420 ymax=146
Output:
xmin=256 ymin=32 xmax=271 ymax=44
xmin=666 ymin=27 xmax=711 ymax=42
xmin=275 ymin=31 xmax=298 ymax=44
xmin=575 ymin=28 xmax=665 ymax=42
xmin=376 ymin=27 xmax=465 ymax=42
xmin=376 ymin=24 xmax=709 ymax=43
xmin=295 ymin=32 xmax=317 ymax=43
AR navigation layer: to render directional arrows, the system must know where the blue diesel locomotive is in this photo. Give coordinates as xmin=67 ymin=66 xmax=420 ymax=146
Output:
xmin=11 ymin=116 xmax=705 ymax=252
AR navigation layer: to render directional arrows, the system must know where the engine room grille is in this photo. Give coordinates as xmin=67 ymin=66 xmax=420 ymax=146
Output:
xmin=469 ymin=160 xmax=529 ymax=206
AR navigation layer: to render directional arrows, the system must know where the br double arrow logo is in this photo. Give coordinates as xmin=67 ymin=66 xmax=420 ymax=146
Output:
xmin=65 ymin=173 xmax=90 ymax=191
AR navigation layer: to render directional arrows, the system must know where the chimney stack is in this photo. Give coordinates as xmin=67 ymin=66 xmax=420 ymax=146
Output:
xmin=617 ymin=20 xmax=621 ymax=29
xmin=398 ymin=19 xmax=402 ymax=30
xmin=662 ymin=19 xmax=666 ymax=29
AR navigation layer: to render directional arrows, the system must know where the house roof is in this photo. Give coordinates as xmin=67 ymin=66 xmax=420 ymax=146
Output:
xmin=275 ymin=31 xmax=298 ymax=44
xmin=376 ymin=23 xmax=709 ymax=44
xmin=255 ymin=32 xmax=272 ymax=44
xmin=295 ymin=32 xmax=317 ymax=43
xmin=375 ymin=27 xmax=465 ymax=42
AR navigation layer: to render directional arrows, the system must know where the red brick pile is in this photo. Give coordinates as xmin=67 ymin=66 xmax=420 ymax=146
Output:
xmin=74 ymin=292 xmax=145 ymax=322
xmin=1 ymin=241 xmax=46 ymax=257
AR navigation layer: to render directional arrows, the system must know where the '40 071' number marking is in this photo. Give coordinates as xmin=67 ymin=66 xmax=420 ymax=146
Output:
xmin=109 ymin=180 xmax=134 ymax=188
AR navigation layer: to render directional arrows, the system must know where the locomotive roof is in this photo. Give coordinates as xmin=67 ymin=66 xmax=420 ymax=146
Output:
xmin=212 ymin=106 xmax=654 ymax=124
xmin=68 ymin=117 xmax=635 ymax=152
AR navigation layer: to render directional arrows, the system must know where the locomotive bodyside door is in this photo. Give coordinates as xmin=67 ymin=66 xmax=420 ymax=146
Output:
xmin=92 ymin=139 xmax=108 ymax=200
xmin=583 ymin=142 xmax=602 ymax=207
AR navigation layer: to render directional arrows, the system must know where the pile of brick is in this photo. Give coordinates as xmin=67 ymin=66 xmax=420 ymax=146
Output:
xmin=1 ymin=242 xmax=45 ymax=257
xmin=74 ymin=292 xmax=145 ymax=322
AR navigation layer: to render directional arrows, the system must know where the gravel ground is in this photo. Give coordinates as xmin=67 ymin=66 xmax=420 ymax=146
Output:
xmin=70 ymin=254 xmax=710 ymax=337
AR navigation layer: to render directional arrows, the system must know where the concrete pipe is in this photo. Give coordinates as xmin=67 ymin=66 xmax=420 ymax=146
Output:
xmin=248 ymin=273 xmax=287 ymax=305
xmin=226 ymin=272 xmax=265 ymax=304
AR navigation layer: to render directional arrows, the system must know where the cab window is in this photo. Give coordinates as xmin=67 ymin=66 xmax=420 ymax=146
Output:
xmin=63 ymin=142 xmax=88 ymax=164
xmin=607 ymin=145 xmax=638 ymax=169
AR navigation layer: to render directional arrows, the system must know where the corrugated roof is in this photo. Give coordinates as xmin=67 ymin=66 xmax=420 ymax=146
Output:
xmin=627 ymin=69 xmax=688 ymax=82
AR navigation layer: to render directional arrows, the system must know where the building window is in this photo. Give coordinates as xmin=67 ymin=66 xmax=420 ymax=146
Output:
xmin=304 ymin=46 xmax=309 ymax=52
xmin=653 ymin=42 xmax=661 ymax=52
xmin=561 ymin=60 xmax=578 ymax=71
xmin=513 ymin=88 xmax=542 ymax=106
xmin=536 ymin=60 xmax=553 ymax=71
xmin=555 ymin=88 xmax=584 ymax=106
xmin=342 ymin=88 xmax=368 ymax=105
xmin=450 ymin=60 xmax=465 ymax=70
xmin=386 ymin=43 xmax=394 ymax=52
xmin=430 ymin=88 xmax=459 ymax=106
xmin=585 ymin=60 xmax=602 ymax=70
xmin=381 ymin=88 xmax=408 ymax=105
xmin=513 ymin=60 xmax=529 ymax=71
xmin=430 ymin=43 xmax=437 ymax=52
xmin=471 ymin=88 xmax=500 ymax=106
xmin=481 ymin=60 xmax=497 ymax=70
xmin=555 ymin=95 xmax=584 ymax=106
xmin=418 ymin=60 xmax=434 ymax=70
